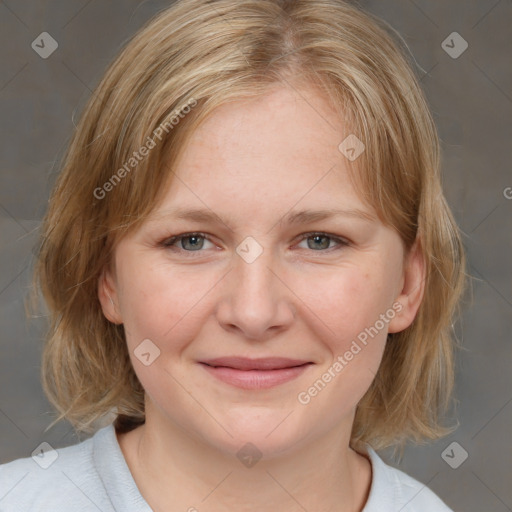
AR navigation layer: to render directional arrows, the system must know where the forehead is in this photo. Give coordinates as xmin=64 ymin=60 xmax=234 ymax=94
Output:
xmin=155 ymin=84 xmax=374 ymax=221
xmin=186 ymin=84 xmax=340 ymax=161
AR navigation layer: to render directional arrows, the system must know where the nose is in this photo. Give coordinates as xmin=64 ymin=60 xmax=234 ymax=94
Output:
xmin=215 ymin=242 xmax=295 ymax=341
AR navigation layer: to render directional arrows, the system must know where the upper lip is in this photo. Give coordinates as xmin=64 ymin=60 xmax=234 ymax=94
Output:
xmin=199 ymin=357 xmax=312 ymax=371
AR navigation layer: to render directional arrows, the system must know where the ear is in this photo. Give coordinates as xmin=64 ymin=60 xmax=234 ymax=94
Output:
xmin=388 ymin=235 xmax=426 ymax=334
xmin=98 ymin=267 xmax=123 ymax=324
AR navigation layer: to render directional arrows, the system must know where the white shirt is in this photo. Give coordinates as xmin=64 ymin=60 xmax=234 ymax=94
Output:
xmin=0 ymin=423 xmax=453 ymax=511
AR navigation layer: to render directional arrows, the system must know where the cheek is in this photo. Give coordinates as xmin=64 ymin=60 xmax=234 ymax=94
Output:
xmin=295 ymin=267 xmax=391 ymax=408
xmin=297 ymin=264 xmax=391 ymax=347
xmin=115 ymin=257 xmax=214 ymax=349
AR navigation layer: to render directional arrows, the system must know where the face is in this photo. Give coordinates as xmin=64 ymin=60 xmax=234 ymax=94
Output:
xmin=99 ymin=83 xmax=424 ymax=456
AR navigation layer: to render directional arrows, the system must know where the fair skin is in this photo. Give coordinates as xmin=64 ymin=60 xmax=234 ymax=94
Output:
xmin=98 ymin=83 xmax=425 ymax=512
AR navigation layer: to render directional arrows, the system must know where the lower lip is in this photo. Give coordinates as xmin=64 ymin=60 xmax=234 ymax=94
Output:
xmin=199 ymin=363 xmax=312 ymax=390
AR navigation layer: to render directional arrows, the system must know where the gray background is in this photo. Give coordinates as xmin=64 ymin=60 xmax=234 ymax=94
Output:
xmin=0 ymin=1 xmax=511 ymax=511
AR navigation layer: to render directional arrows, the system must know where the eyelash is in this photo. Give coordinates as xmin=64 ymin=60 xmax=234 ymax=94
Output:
xmin=160 ymin=231 xmax=350 ymax=257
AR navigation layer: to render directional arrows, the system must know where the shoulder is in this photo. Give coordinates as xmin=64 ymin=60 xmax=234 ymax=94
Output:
xmin=0 ymin=427 xmax=112 ymax=512
xmin=363 ymin=445 xmax=454 ymax=512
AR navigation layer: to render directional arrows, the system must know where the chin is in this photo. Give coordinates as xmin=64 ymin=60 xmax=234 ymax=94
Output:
xmin=201 ymin=409 xmax=312 ymax=459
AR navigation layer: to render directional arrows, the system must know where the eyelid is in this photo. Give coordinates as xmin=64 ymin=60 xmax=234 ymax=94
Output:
xmin=161 ymin=231 xmax=213 ymax=249
xmin=160 ymin=230 xmax=350 ymax=256
xmin=299 ymin=231 xmax=350 ymax=243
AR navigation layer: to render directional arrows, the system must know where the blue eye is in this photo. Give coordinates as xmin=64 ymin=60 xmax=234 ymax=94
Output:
xmin=162 ymin=232 xmax=213 ymax=252
xmin=297 ymin=232 xmax=348 ymax=251
xmin=160 ymin=231 xmax=349 ymax=257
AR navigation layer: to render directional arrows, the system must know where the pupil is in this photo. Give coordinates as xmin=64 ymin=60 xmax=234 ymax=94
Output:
xmin=310 ymin=235 xmax=329 ymax=250
xmin=184 ymin=235 xmax=203 ymax=250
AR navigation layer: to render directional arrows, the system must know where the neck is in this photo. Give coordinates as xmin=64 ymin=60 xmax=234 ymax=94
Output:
xmin=117 ymin=406 xmax=372 ymax=512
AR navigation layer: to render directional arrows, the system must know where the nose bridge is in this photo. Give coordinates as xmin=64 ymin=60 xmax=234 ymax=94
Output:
xmin=234 ymin=237 xmax=280 ymax=310
xmin=235 ymin=241 xmax=276 ymax=298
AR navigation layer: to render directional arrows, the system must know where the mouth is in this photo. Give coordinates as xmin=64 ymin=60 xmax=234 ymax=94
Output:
xmin=198 ymin=357 xmax=314 ymax=389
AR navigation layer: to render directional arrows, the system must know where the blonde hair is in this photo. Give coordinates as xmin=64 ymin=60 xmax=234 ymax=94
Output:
xmin=35 ymin=0 xmax=468 ymax=454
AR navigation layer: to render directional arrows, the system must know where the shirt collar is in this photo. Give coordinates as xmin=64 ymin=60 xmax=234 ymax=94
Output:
xmin=93 ymin=423 xmax=153 ymax=512
xmin=361 ymin=444 xmax=399 ymax=511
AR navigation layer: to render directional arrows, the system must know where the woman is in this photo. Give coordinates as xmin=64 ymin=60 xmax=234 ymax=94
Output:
xmin=0 ymin=1 xmax=466 ymax=510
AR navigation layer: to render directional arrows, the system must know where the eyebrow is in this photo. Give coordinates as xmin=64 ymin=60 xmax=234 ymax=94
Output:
xmin=158 ymin=207 xmax=376 ymax=229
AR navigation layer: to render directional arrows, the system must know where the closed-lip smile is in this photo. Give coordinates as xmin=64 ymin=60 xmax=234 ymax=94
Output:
xmin=198 ymin=357 xmax=313 ymax=389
